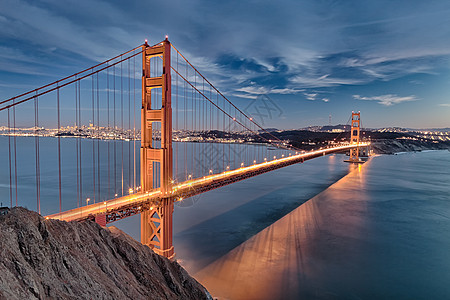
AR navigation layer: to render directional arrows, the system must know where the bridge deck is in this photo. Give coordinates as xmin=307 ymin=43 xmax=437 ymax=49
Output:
xmin=46 ymin=143 xmax=368 ymax=223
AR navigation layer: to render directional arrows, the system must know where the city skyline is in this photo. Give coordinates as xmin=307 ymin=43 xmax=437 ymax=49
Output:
xmin=1 ymin=0 xmax=450 ymax=129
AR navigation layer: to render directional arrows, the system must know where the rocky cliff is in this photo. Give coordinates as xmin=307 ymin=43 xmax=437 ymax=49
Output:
xmin=0 ymin=207 xmax=212 ymax=300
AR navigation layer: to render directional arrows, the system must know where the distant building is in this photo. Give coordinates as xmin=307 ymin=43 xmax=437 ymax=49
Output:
xmin=0 ymin=207 xmax=9 ymax=216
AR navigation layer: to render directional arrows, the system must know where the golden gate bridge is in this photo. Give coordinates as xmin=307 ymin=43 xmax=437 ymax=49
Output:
xmin=0 ymin=38 xmax=368 ymax=259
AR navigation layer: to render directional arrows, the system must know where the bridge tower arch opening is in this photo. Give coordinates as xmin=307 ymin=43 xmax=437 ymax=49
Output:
xmin=140 ymin=38 xmax=175 ymax=259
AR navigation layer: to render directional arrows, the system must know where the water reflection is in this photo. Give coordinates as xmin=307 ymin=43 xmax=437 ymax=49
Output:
xmin=192 ymin=160 xmax=370 ymax=299
xmin=173 ymin=155 xmax=352 ymax=274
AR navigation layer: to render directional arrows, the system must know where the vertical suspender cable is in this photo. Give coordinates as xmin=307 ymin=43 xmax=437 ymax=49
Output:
xmin=184 ymin=62 xmax=187 ymax=180
xmin=192 ymin=71 xmax=195 ymax=177
xmin=79 ymin=80 xmax=83 ymax=206
xmin=192 ymin=73 xmax=195 ymax=177
xmin=91 ymin=73 xmax=96 ymax=203
xmin=13 ymin=99 xmax=18 ymax=207
xmin=97 ymin=73 xmax=101 ymax=202
xmin=202 ymin=79 xmax=205 ymax=135
xmin=128 ymin=59 xmax=131 ymax=191
xmin=75 ymin=79 xmax=80 ymax=207
xmin=126 ymin=59 xmax=130 ymax=190
xmin=121 ymin=56 xmax=124 ymax=196
xmin=222 ymin=95 xmax=225 ymax=171
xmin=175 ymin=51 xmax=178 ymax=181
xmin=113 ymin=65 xmax=117 ymax=196
xmin=210 ymin=85 xmax=212 ymax=172
xmin=57 ymin=85 xmax=62 ymax=213
xmin=234 ymin=108 xmax=237 ymax=168
xmin=34 ymin=91 xmax=40 ymax=214
xmin=107 ymin=64 xmax=110 ymax=199
xmin=227 ymin=98 xmax=230 ymax=169
xmin=133 ymin=52 xmax=136 ymax=190
xmin=8 ymin=108 xmax=12 ymax=207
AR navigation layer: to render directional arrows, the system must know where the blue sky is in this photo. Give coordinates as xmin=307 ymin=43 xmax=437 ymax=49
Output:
xmin=1 ymin=0 xmax=450 ymax=129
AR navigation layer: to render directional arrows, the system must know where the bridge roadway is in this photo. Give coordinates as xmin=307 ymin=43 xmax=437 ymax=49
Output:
xmin=46 ymin=143 xmax=369 ymax=224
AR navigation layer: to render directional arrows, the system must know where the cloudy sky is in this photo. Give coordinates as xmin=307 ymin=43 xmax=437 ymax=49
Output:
xmin=1 ymin=0 xmax=450 ymax=129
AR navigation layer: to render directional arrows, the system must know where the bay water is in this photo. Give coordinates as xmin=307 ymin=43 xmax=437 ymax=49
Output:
xmin=1 ymin=135 xmax=449 ymax=299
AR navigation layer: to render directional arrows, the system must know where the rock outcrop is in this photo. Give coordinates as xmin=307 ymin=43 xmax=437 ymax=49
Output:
xmin=0 ymin=207 xmax=212 ymax=300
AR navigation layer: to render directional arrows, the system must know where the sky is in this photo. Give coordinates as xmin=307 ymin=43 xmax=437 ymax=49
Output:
xmin=1 ymin=0 xmax=450 ymax=129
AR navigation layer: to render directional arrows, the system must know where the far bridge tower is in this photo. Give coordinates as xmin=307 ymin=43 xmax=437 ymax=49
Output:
xmin=345 ymin=111 xmax=365 ymax=163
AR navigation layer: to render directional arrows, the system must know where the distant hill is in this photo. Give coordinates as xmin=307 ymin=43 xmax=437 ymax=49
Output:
xmin=258 ymin=128 xmax=279 ymax=133
xmin=255 ymin=129 xmax=450 ymax=154
xmin=299 ymin=124 xmax=350 ymax=132
xmin=299 ymin=125 xmax=450 ymax=133
xmin=415 ymin=128 xmax=450 ymax=132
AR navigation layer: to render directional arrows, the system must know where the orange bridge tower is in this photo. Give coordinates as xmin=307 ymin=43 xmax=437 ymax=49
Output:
xmin=140 ymin=38 xmax=175 ymax=259
xmin=346 ymin=111 xmax=362 ymax=163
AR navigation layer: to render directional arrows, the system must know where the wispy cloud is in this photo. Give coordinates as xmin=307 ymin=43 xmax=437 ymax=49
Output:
xmin=304 ymin=94 xmax=329 ymax=102
xmin=236 ymin=86 xmax=269 ymax=95
xmin=304 ymin=93 xmax=317 ymax=101
xmin=235 ymin=86 xmax=304 ymax=98
xmin=353 ymin=94 xmax=418 ymax=106
xmin=291 ymin=75 xmax=364 ymax=88
xmin=438 ymin=103 xmax=450 ymax=107
xmin=232 ymin=93 xmax=258 ymax=99
xmin=270 ymin=88 xmax=304 ymax=94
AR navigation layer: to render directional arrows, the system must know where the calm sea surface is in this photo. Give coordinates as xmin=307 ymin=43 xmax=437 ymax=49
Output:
xmin=188 ymin=151 xmax=450 ymax=299
xmin=1 ymin=136 xmax=449 ymax=299
xmin=114 ymin=150 xmax=450 ymax=299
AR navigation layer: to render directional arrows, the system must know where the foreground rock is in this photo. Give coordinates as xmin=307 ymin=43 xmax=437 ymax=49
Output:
xmin=0 ymin=207 xmax=212 ymax=300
